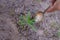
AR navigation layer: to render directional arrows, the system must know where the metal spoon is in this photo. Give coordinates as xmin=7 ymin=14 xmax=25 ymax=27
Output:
xmin=35 ymin=6 xmax=50 ymax=22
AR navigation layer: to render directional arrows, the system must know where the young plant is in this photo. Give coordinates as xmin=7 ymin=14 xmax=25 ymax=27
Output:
xmin=18 ymin=11 xmax=37 ymax=32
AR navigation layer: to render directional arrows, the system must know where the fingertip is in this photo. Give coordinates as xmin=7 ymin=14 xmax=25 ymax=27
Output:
xmin=46 ymin=6 xmax=56 ymax=12
xmin=46 ymin=8 xmax=53 ymax=12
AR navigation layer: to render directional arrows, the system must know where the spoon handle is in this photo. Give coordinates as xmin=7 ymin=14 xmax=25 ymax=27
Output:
xmin=43 ymin=6 xmax=50 ymax=14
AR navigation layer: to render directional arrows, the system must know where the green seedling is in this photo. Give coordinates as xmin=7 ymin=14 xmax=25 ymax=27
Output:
xmin=18 ymin=11 xmax=37 ymax=32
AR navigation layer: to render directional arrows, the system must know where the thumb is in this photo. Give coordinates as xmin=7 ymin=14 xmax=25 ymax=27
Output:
xmin=47 ymin=2 xmax=57 ymax=12
xmin=47 ymin=5 xmax=56 ymax=12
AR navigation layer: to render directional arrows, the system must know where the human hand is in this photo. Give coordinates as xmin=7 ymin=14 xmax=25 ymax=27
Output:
xmin=47 ymin=0 xmax=60 ymax=12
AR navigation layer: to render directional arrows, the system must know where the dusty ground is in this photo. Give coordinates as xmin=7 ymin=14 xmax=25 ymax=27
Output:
xmin=0 ymin=0 xmax=60 ymax=40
